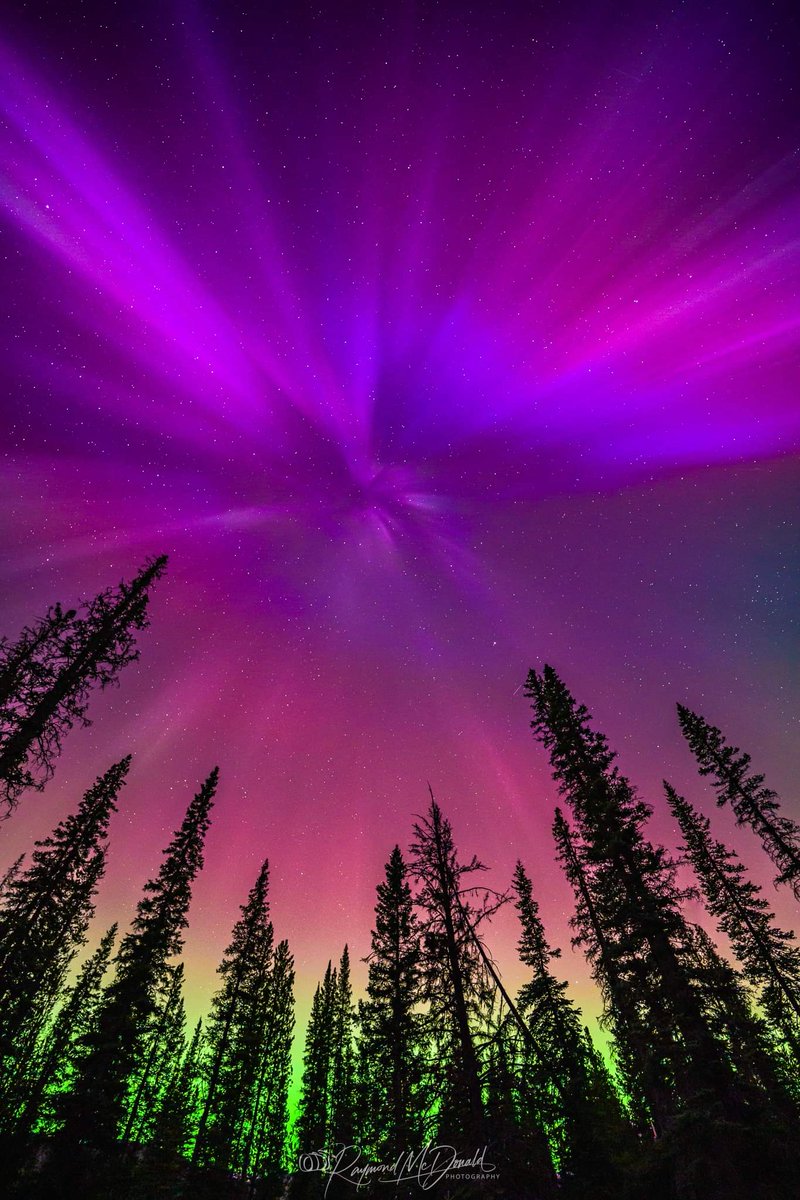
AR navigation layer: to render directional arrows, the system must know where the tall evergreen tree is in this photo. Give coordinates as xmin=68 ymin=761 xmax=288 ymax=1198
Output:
xmin=294 ymin=954 xmax=358 ymax=1200
xmin=192 ymin=858 xmax=276 ymax=1180
xmin=409 ymin=795 xmax=495 ymax=1148
xmin=152 ymin=1019 xmax=204 ymax=1158
xmin=132 ymin=1019 xmax=204 ymax=1200
xmin=666 ymin=783 xmax=800 ymax=1062
xmin=525 ymin=666 xmax=779 ymax=1200
xmin=51 ymin=766 xmax=217 ymax=1188
xmin=551 ymin=808 xmax=659 ymax=1134
xmin=677 ymin=705 xmax=800 ymax=898
xmin=0 ymin=926 xmax=119 ymax=1197
xmin=124 ymin=962 xmax=188 ymax=1145
xmin=357 ymin=846 xmax=426 ymax=1159
xmin=329 ymin=945 xmax=357 ymax=1149
xmin=0 ymin=758 xmax=129 ymax=1075
xmin=407 ymin=791 xmax=555 ymax=1200
xmin=241 ymin=938 xmax=295 ymax=1194
xmin=294 ymin=961 xmax=338 ymax=1197
xmin=20 ymin=925 xmax=119 ymax=1141
xmin=0 ymin=557 xmax=167 ymax=812
xmin=682 ymin=922 xmax=797 ymax=1110
xmin=481 ymin=1002 xmax=557 ymax=1200
xmin=512 ymin=861 xmax=635 ymax=1199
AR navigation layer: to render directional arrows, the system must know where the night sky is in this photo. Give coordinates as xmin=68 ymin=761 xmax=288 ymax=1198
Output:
xmin=1 ymin=0 xmax=799 ymax=1042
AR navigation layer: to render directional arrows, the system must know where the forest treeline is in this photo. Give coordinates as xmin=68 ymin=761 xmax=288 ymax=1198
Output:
xmin=0 ymin=559 xmax=799 ymax=1200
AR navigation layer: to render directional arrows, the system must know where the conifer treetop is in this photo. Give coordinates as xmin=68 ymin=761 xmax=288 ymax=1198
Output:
xmin=677 ymin=704 xmax=800 ymax=897
xmin=0 ymin=555 xmax=167 ymax=811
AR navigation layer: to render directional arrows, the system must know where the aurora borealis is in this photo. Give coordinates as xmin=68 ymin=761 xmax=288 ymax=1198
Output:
xmin=0 ymin=0 xmax=798 ymax=1043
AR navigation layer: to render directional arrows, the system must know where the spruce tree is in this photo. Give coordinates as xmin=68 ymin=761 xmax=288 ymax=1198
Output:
xmin=151 ymin=1019 xmax=204 ymax=1160
xmin=20 ymin=926 xmax=118 ymax=1141
xmin=124 ymin=963 xmax=188 ymax=1145
xmin=52 ymin=766 xmax=217 ymax=1186
xmin=480 ymin=1004 xmax=559 ymax=1200
xmin=295 ymin=962 xmax=337 ymax=1159
xmin=409 ymin=795 xmax=495 ymax=1147
xmin=512 ymin=860 xmax=635 ymax=1198
xmin=0 ymin=854 xmax=25 ymax=903
xmin=293 ymin=951 xmax=355 ymax=1191
xmin=329 ymin=945 xmax=357 ymax=1149
xmin=192 ymin=858 xmax=275 ymax=1179
xmin=241 ymin=938 xmax=294 ymax=1193
xmin=525 ymin=666 xmax=775 ymax=1200
xmin=513 ymin=859 xmax=577 ymax=1164
xmin=0 ymin=758 xmax=129 ymax=1074
xmin=357 ymin=846 xmax=426 ymax=1158
xmin=408 ymin=793 xmax=559 ymax=1200
xmin=0 ymin=926 xmax=118 ymax=1196
xmin=294 ymin=956 xmax=359 ymax=1200
xmin=551 ymin=808 xmax=659 ymax=1134
xmin=0 ymin=602 xmax=75 ymax=709
xmin=666 ymin=783 xmax=800 ymax=1062
xmin=677 ymin=705 xmax=800 ymax=898
xmin=132 ymin=1020 xmax=204 ymax=1200
xmin=483 ymin=1015 xmax=520 ymax=1145
xmin=0 ymin=557 xmax=167 ymax=812
xmin=683 ymin=922 xmax=797 ymax=1109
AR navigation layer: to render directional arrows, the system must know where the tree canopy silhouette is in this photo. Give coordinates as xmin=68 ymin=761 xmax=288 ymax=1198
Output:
xmin=0 ymin=557 xmax=167 ymax=813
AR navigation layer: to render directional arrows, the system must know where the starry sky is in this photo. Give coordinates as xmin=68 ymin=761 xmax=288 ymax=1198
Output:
xmin=1 ymin=0 xmax=799 ymax=1041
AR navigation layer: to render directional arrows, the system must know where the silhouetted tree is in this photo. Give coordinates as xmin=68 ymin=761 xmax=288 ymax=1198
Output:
xmin=0 ymin=854 xmax=25 ymax=902
xmin=158 ymin=1020 xmax=203 ymax=1148
xmin=124 ymin=962 xmax=187 ymax=1146
xmin=683 ymin=922 xmax=797 ymax=1110
xmin=192 ymin=858 xmax=276 ymax=1183
xmin=357 ymin=846 xmax=426 ymax=1159
xmin=666 ymin=783 xmax=800 ymax=1064
xmin=294 ymin=961 xmax=337 ymax=1198
xmin=50 ymin=766 xmax=217 ymax=1193
xmin=0 ymin=925 xmax=118 ymax=1194
xmin=483 ymin=1007 xmax=555 ymax=1200
xmin=0 ymin=603 xmax=76 ymax=709
xmin=242 ymin=938 xmax=294 ymax=1195
xmin=551 ymin=807 xmax=667 ymax=1135
xmin=410 ymin=795 xmax=495 ymax=1148
xmin=293 ymin=947 xmax=354 ymax=1198
xmin=677 ymin=705 xmax=800 ymax=898
xmin=21 ymin=926 xmax=118 ymax=1138
xmin=0 ymin=759 xmax=129 ymax=1082
xmin=0 ymin=557 xmax=166 ymax=812
xmin=329 ymin=945 xmax=357 ymax=1149
xmin=525 ymin=666 xmax=774 ymax=1200
xmin=512 ymin=860 xmax=635 ymax=1198
xmin=132 ymin=1019 xmax=204 ymax=1200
